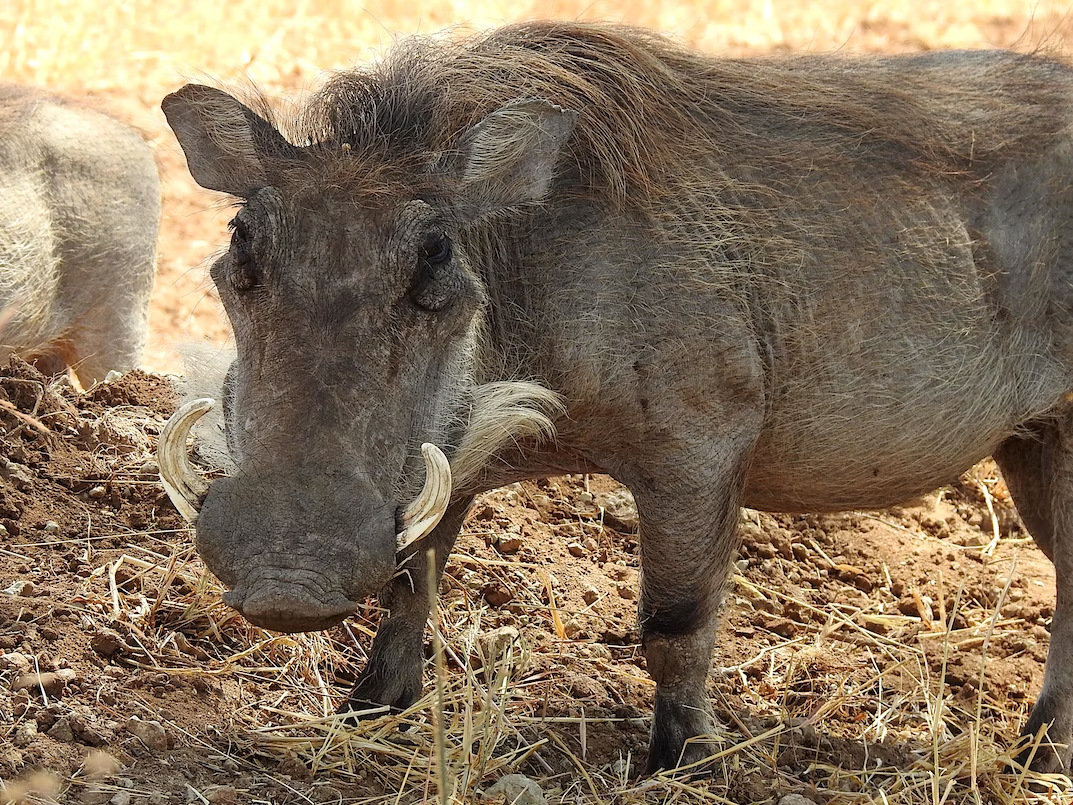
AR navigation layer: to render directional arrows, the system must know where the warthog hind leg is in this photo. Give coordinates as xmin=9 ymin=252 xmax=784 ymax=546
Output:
xmin=995 ymin=420 xmax=1073 ymax=772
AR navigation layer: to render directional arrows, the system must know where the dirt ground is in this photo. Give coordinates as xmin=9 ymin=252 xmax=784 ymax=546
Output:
xmin=4 ymin=2 xmax=1073 ymax=804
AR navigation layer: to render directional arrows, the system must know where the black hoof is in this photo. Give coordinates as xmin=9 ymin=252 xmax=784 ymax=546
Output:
xmin=645 ymin=694 xmax=718 ymax=775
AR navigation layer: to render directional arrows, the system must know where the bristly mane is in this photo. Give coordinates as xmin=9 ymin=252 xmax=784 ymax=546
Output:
xmin=268 ymin=21 xmax=1073 ymax=213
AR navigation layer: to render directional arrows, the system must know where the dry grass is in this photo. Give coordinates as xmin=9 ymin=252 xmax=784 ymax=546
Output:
xmin=31 ymin=493 xmax=1073 ymax=804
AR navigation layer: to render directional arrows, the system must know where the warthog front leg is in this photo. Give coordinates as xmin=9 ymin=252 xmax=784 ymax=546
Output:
xmin=340 ymin=497 xmax=473 ymax=715
xmin=627 ymin=440 xmax=754 ymax=774
xmin=995 ymin=421 xmax=1073 ymax=772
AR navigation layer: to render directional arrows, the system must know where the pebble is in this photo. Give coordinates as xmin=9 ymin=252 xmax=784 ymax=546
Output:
xmin=567 ymin=542 xmax=586 ymax=557
xmin=277 ymin=753 xmax=312 ymax=780
xmin=2 ymin=580 xmax=34 ymax=597
xmin=203 ymin=785 xmax=239 ymax=804
xmin=125 ymin=716 xmax=168 ymax=751
xmin=483 ymin=586 xmax=512 ymax=607
xmin=47 ymin=717 xmax=75 ymax=742
xmin=110 ymin=792 xmax=133 ymax=805
xmin=482 ymin=774 xmax=546 ymax=805
xmin=600 ymin=489 xmax=639 ymax=533
xmin=497 ymin=535 xmax=524 ymax=554
xmin=582 ymin=586 xmax=599 ymax=605
xmin=0 ymin=651 xmax=33 ymax=674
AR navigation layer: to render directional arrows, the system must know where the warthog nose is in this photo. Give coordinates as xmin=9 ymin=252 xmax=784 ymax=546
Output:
xmin=226 ymin=587 xmax=357 ymax=633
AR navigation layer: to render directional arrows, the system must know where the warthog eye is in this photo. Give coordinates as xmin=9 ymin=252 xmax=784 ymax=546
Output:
xmin=227 ymin=215 xmax=257 ymax=291
xmin=420 ymin=232 xmax=452 ymax=267
xmin=410 ymin=232 xmax=456 ymax=312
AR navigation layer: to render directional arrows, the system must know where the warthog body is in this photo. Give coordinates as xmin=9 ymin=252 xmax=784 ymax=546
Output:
xmin=0 ymin=86 xmax=160 ymax=386
xmin=164 ymin=22 xmax=1073 ymax=772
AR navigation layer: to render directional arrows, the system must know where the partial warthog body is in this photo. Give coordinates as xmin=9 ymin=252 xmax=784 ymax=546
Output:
xmin=0 ymin=86 xmax=160 ymax=386
xmin=163 ymin=23 xmax=1073 ymax=773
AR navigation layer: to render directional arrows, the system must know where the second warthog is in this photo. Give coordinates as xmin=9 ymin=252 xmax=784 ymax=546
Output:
xmin=160 ymin=23 xmax=1073 ymax=772
xmin=0 ymin=86 xmax=160 ymax=387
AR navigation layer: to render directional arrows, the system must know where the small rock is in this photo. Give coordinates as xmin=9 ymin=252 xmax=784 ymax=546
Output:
xmin=765 ymin=617 xmax=798 ymax=638
xmin=125 ymin=716 xmax=168 ymax=751
xmin=47 ymin=717 xmax=75 ymax=742
xmin=203 ymin=785 xmax=239 ymax=804
xmin=110 ymin=792 xmax=133 ymax=805
xmin=567 ymin=542 xmax=586 ymax=557
xmin=601 ymin=489 xmax=638 ymax=533
xmin=3 ymin=580 xmax=34 ymax=597
xmin=582 ymin=537 xmax=598 ymax=552
xmin=1 ymin=460 xmax=33 ymax=491
xmin=89 ymin=486 xmax=107 ymax=500
xmin=43 ymin=521 xmax=60 ymax=535
xmin=582 ymin=586 xmax=599 ymax=605
xmin=0 ymin=651 xmax=33 ymax=674
xmin=562 ymin=619 xmax=583 ymax=639
xmin=482 ymin=774 xmax=547 ymax=805
xmin=496 ymin=535 xmax=524 ymax=554
xmin=615 ymin=583 xmax=636 ymax=600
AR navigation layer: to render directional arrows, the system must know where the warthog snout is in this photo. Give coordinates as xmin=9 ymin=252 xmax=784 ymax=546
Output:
xmin=193 ymin=471 xmax=398 ymax=633
xmin=158 ymin=400 xmax=453 ymax=634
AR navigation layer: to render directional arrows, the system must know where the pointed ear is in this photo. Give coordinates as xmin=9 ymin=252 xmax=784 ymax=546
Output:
xmin=162 ymin=84 xmax=297 ymax=197
xmin=449 ymin=99 xmax=578 ymax=218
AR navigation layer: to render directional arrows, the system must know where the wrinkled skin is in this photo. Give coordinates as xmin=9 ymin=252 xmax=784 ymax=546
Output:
xmin=0 ymin=85 xmax=159 ymax=387
xmin=164 ymin=23 xmax=1073 ymax=775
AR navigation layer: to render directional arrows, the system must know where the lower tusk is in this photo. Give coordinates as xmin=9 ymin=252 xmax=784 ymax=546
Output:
xmin=396 ymin=443 xmax=452 ymax=552
xmin=158 ymin=398 xmax=215 ymax=523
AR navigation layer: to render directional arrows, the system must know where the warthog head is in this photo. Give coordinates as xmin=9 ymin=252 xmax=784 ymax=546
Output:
xmin=159 ymin=81 xmax=573 ymax=633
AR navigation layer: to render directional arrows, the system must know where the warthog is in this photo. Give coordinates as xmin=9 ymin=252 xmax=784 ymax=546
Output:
xmin=160 ymin=21 xmax=1073 ymax=772
xmin=0 ymin=86 xmax=159 ymax=387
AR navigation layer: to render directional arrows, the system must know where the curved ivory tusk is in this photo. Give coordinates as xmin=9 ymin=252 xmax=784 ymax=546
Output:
xmin=158 ymin=398 xmax=215 ymax=523
xmin=396 ymin=443 xmax=452 ymax=552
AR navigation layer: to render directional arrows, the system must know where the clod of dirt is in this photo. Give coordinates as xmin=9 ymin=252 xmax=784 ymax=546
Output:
xmin=12 ymin=669 xmax=76 ymax=697
xmin=277 ymin=753 xmax=313 ymax=780
xmin=0 ymin=651 xmax=33 ymax=674
xmin=482 ymin=774 xmax=547 ymax=805
xmin=90 ymin=630 xmax=126 ymax=659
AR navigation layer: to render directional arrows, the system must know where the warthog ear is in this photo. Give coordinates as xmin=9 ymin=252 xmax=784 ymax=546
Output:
xmin=162 ymin=84 xmax=295 ymax=197
xmin=451 ymin=98 xmax=578 ymax=218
